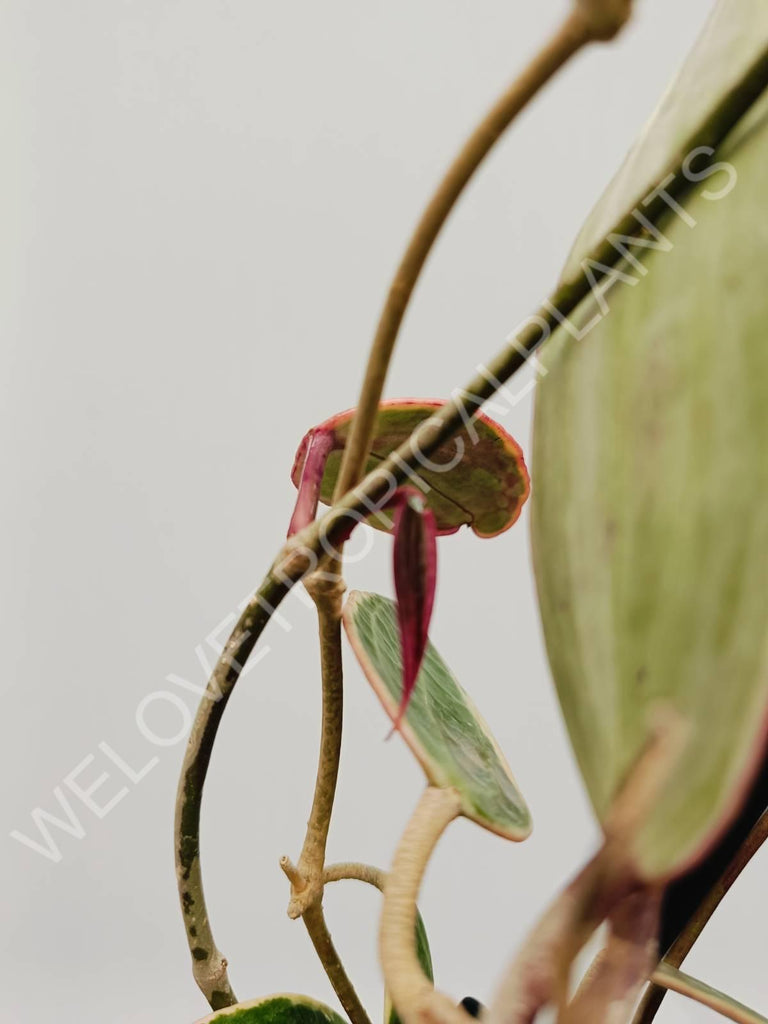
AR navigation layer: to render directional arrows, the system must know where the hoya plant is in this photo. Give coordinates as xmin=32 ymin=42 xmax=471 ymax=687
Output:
xmin=175 ymin=3 xmax=768 ymax=1023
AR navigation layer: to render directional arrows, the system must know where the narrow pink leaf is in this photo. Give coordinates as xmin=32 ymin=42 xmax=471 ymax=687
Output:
xmin=391 ymin=488 xmax=437 ymax=730
xmin=287 ymin=428 xmax=335 ymax=537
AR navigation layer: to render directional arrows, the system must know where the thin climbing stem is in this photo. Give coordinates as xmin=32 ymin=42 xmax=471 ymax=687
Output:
xmin=302 ymin=902 xmax=373 ymax=1024
xmin=652 ymin=963 xmax=768 ymax=1024
xmin=279 ymin=575 xmax=373 ymax=1024
xmin=174 ymin=38 xmax=768 ymax=1002
xmin=175 ymin=570 xmax=292 ymax=1010
xmin=632 ymin=808 xmax=768 ymax=1024
xmin=333 ymin=5 xmax=602 ymax=502
xmin=379 ymin=787 xmax=465 ymax=1024
xmin=288 ymin=576 xmax=347 ymax=917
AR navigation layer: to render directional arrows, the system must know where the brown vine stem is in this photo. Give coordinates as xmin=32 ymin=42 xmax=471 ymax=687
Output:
xmin=632 ymin=808 xmax=768 ymax=1024
xmin=651 ymin=963 xmax=768 ymax=1024
xmin=303 ymin=900 xmax=371 ymax=1024
xmin=379 ymin=786 xmax=466 ymax=1024
xmin=330 ymin=2 xmax=628 ymax=503
xmin=174 ymin=37 xmax=768 ymax=1008
xmin=175 ymin=570 xmax=291 ymax=1009
xmin=280 ymin=574 xmax=373 ymax=1024
xmin=288 ymin=576 xmax=346 ymax=913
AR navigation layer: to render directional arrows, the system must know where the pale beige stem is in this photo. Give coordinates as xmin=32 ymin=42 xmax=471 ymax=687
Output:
xmin=379 ymin=787 xmax=466 ymax=1024
xmin=325 ymin=862 xmax=386 ymax=891
xmin=652 ymin=963 xmax=768 ymax=1024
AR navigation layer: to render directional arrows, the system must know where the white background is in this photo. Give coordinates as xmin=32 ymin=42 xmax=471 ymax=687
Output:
xmin=2 ymin=2 xmax=766 ymax=1022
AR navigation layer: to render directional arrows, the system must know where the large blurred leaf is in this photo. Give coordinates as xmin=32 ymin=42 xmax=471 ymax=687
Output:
xmin=194 ymin=995 xmax=348 ymax=1024
xmin=561 ymin=0 xmax=768 ymax=281
xmin=291 ymin=399 xmax=529 ymax=537
xmin=343 ymin=591 xmax=531 ymax=840
xmin=532 ymin=75 xmax=768 ymax=878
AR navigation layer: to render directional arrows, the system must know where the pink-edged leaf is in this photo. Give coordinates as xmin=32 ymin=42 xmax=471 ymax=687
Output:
xmin=287 ymin=428 xmax=336 ymax=537
xmin=391 ymin=489 xmax=437 ymax=729
xmin=342 ymin=591 xmax=531 ymax=840
xmin=290 ymin=399 xmax=530 ymax=537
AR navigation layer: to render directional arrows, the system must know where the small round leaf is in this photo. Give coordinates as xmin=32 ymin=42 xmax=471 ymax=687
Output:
xmin=291 ymin=399 xmax=529 ymax=537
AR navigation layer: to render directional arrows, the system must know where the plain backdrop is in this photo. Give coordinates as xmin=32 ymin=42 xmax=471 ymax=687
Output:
xmin=3 ymin=2 xmax=766 ymax=1023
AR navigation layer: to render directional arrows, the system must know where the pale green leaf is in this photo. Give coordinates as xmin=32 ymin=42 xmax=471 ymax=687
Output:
xmin=532 ymin=75 xmax=768 ymax=880
xmin=561 ymin=0 xmax=768 ymax=282
xmin=343 ymin=591 xmax=531 ymax=840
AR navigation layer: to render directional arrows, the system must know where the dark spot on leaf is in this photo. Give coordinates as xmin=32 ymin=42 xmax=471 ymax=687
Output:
xmin=192 ymin=946 xmax=209 ymax=961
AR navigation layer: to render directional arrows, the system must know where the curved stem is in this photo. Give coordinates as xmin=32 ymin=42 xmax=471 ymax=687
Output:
xmin=652 ymin=963 xmax=768 ymax=1024
xmin=379 ymin=786 xmax=465 ymax=1024
xmin=175 ymin=570 xmax=291 ymax=1009
xmin=174 ymin=41 xmax=768 ymax=1000
xmin=325 ymin=862 xmax=386 ymax=891
xmin=332 ymin=8 xmax=594 ymax=502
xmin=632 ymin=808 xmax=768 ymax=1024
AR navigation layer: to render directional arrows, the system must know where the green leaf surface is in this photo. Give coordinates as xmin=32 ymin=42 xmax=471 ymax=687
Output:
xmin=194 ymin=994 xmax=348 ymax=1024
xmin=290 ymin=399 xmax=529 ymax=538
xmin=532 ymin=75 xmax=768 ymax=880
xmin=561 ymin=0 xmax=768 ymax=282
xmin=343 ymin=591 xmax=531 ymax=840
